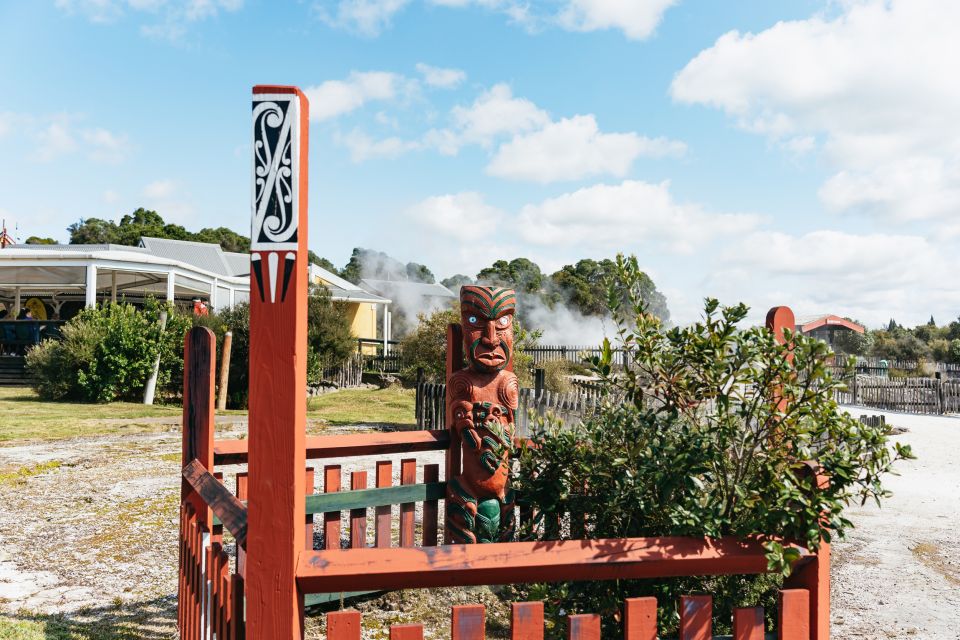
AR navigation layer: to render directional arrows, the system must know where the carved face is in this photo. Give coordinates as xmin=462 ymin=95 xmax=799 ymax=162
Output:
xmin=460 ymin=286 xmax=516 ymax=373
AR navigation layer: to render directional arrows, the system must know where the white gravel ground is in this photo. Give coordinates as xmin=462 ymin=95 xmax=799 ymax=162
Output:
xmin=831 ymin=407 xmax=960 ymax=639
xmin=1 ymin=408 xmax=958 ymax=638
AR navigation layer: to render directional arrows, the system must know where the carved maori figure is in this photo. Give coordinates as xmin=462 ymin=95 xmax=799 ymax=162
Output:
xmin=446 ymin=285 xmax=519 ymax=543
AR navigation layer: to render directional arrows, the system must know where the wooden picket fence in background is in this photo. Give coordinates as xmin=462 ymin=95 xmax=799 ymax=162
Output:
xmin=834 ymin=375 xmax=960 ymax=414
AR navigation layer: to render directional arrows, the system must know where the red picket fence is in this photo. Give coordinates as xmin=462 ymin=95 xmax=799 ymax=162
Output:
xmin=324 ymin=592 xmax=814 ymax=640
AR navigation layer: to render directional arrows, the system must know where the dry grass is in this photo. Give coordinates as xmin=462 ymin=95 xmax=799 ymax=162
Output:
xmin=0 ymin=388 xmax=181 ymax=444
xmin=911 ymin=541 xmax=960 ymax=586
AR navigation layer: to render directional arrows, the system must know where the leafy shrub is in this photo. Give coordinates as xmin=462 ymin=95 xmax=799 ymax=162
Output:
xmin=26 ymin=300 xmax=190 ymax=402
xmin=514 ymin=254 xmax=912 ymax=637
xmin=399 ymin=302 xmax=542 ymax=386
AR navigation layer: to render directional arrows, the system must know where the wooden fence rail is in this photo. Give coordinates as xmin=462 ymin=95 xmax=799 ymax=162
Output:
xmin=835 ymin=375 xmax=960 ymax=414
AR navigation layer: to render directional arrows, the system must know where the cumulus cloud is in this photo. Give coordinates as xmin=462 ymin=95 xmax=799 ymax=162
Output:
xmin=671 ymin=0 xmax=960 ymax=223
xmin=516 ymin=180 xmax=758 ymax=253
xmin=304 ymin=71 xmax=412 ymax=122
xmin=487 ymin=115 xmax=685 ymax=182
xmin=143 ymin=179 xmax=176 ymax=199
xmin=33 ymin=121 xmax=78 ymax=162
xmin=339 ymin=129 xmax=423 ymax=162
xmin=415 ymin=63 xmax=466 ymax=89
xmin=56 ymin=0 xmax=243 ymax=40
xmin=714 ymin=229 xmax=960 ymax=326
xmin=30 ymin=117 xmax=130 ymax=163
xmin=448 ymin=83 xmax=550 ymax=148
xmin=82 ymin=128 xmax=130 ymax=163
xmin=314 ymin=0 xmax=410 ymax=36
xmin=558 ymin=0 xmax=678 ymax=39
xmin=406 ymin=192 xmax=506 ymax=236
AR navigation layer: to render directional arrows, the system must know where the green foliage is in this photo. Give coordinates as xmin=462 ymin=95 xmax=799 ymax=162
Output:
xmin=307 ymin=250 xmax=339 ymax=274
xmin=441 ymin=274 xmax=473 ymax=289
xmin=306 ymin=288 xmax=355 ymax=382
xmin=341 ymin=247 xmax=435 ymax=284
xmin=538 ymin=358 xmax=572 ymax=392
xmin=515 ymin=254 xmax=912 ymax=637
xmin=551 ymin=257 xmax=670 ymax=322
xmin=25 ymin=236 xmax=57 ymax=244
xmin=26 ymin=300 xmax=190 ymax=403
xmin=206 ymin=303 xmax=250 ymax=409
xmin=67 ymin=208 xmax=249 ymax=253
xmin=399 ymin=305 xmax=460 ymax=383
xmin=832 ymin=323 xmax=872 ymax=355
xmin=476 ymin=258 xmax=544 ymax=294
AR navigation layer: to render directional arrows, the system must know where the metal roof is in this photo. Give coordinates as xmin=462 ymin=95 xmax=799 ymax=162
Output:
xmin=223 ymin=252 xmax=249 ymax=276
xmin=138 ymin=237 xmax=239 ymax=277
xmin=360 ymin=279 xmax=455 ymax=299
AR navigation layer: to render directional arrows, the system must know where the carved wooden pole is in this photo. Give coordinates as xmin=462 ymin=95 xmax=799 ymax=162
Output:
xmin=445 ymin=286 xmax=519 ymax=544
xmin=246 ymin=85 xmax=310 ymax=640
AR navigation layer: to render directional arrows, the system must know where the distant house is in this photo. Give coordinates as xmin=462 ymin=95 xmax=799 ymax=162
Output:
xmin=309 ymin=265 xmax=391 ymax=345
xmin=0 ymin=239 xmax=389 ymax=344
xmin=359 ymin=279 xmax=456 ymax=338
xmin=795 ymin=314 xmax=865 ymax=348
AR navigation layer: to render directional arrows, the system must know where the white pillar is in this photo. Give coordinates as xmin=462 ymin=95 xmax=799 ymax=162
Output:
xmin=111 ymin=271 xmax=117 ymax=304
xmin=85 ymin=265 xmax=97 ymax=308
xmin=229 ymin=288 xmax=235 ymax=309
xmin=13 ymin=287 xmax=21 ymax=317
xmin=166 ymin=272 xmax=176 ymax=303
xmin=209 ymin=278 xmax=218 ymax=311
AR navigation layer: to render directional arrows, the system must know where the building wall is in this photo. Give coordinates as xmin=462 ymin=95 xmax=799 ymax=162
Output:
xmin=346 ymin=302 xmax=378 ymax=341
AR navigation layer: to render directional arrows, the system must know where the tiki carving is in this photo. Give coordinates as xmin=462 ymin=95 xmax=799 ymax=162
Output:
xmin=446 ymin=285 xmax=518 ymax=544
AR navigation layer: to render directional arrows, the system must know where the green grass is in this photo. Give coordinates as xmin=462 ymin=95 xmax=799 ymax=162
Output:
xmin=0 ymin=609 xmax=172 ymax=640
xmin=306 ymin=387 xmax=416 ymax=428
xmin=0 ymin=387 xmax=181 ymax=444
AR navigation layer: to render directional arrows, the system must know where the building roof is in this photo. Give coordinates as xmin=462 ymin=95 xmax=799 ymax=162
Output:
xmin=360 ymin=279 xmax=455 ymax=300
xmin=139 ymin=237 xmax=246 ymax=277
xmin=796 ymin=314 xmax=865 ymax=334
xmin=309 ymin=265 xmax=390 ymax=304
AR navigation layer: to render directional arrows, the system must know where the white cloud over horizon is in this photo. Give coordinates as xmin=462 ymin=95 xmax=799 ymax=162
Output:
xmin=305 ymin=71 xmax=413 ymax=122
xmin=671 ymin=0 xmax=960 ymax=225
xmin=415 ymin=63 xmax=466 ymax=89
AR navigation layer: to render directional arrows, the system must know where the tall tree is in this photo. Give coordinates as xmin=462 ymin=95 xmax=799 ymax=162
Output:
xmin=476 ymin=258 xmax=543 ymax=294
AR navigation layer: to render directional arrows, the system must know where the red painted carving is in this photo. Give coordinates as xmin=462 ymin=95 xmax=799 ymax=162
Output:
xmin=446 ymin=285 xmax=518 ymax=543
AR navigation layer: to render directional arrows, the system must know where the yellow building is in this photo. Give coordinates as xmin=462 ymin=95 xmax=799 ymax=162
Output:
xmin=308 ymin=264 xmax=391 ymax=352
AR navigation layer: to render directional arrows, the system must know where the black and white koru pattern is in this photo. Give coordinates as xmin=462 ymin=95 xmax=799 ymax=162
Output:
xmin=251 ymin=93 xmax=300 ymax=303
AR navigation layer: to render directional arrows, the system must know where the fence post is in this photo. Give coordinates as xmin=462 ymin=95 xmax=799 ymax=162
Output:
xmin=179 ymin=326 xmax=216 ymax=639
xmin=534 ymin=368 xmax=545 ymax=394
xmin=246 ymin=85 xmax=310 ymax=640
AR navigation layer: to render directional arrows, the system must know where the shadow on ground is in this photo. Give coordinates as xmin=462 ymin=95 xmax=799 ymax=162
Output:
xmin=0 ymin=595 xmax=176 ymax=640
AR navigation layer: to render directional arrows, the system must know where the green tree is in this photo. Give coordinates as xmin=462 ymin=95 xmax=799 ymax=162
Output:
xmin=193 ymin=227 xmax=250 ymax=253
xmin=307 ymin=251 xmax=339 ymax=274
xmin=306 ymin=287 xmax=355 ymax=381
xmin=833 ymin=325 xmax=872 ymax=355
xmin=405 ymin=262 xmax=435 ymax=284
xmin=25 ymin=236 xmax=57 ymax=244
xmin=441 ymin=274 xmax=473 ymax=290
xmin=69 ymin=208 xmax=252 ymax=253
xmin=515 ymin=254 xmax=911 ymax=638
xmin=476 ymin=258 xmax=544 ymax=294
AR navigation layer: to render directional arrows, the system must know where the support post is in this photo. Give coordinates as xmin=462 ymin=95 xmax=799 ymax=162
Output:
xmin=84 ymin=265 xmax=97 ymax=308
xmin=210 ymin=278 xmax=218 ymax=311
xmin=217 ymin=331 xmax=233 ymax=411
xmin=111 ymin=270 xmax=117 ymax=304
xmin=167 ymin=271 xmax=176 ymax=303
xmin=12 ymin=287 xmax=20 ymax=317
xmin=143 ymin=309 xmax=168 ymax=405
xmin=246 ymin=85 xmax=310 ymax=640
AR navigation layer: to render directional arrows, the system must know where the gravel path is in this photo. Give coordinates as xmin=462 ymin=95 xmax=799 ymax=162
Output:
xmin=0 ymin=409 xmax=957 ymax=638
xmin=831 ymin=408 xmax=960 ymax=639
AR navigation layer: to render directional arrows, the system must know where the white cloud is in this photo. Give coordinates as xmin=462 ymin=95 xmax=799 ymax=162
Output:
xmin=315 ymin=0 xmax=411 ymax=37
xmin=407 ymin=192 xmax=505 ymax=236
xmin=304 ymin=71 xmax=411 ymax=122
xmin=82 ymin=128 xmax=130 ymax=163
xmin=415 ymin=63 xmax=466 ymax=89
xmin=487 ymin=114 xmax=686 ymax=182
xmin=103 ymin=190 xmax=120 ymax=204
xmin=558 ymin=0 xmax=678 ymax=39
xmin=33 ymin=120 xmax=78 ymax=162
xmin=339 ymin=129 xmax=422 ymax=162
xmin=143 ymin=179 xmax=176 ymax=199
xmin=56 ymin=0 xmax=243 ymax=41
xmin=448 ymin=83 xmax=550 ymax=149
xmin=714 ymin=229 xmax=960 ymax=327
xmin=516 ymin=180 xmax=758 ymax=253
xmin=671 ymin=0 xmax=960 ymax=223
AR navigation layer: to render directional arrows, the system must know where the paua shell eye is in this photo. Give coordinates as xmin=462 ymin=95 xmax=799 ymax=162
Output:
xmin=468 ymin=316 xmax=478 ymax=324
xmin=498 ymin=316 xmax=510 ymax=327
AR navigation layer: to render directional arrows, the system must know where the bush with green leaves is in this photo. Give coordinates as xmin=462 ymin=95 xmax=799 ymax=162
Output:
xmin=514 ymin=254 xmax=912 ymax=637
xmin=26 ymin=300 xmax=191 ymax=403
xmin=399 ymin=301 xmax=543 ymax=386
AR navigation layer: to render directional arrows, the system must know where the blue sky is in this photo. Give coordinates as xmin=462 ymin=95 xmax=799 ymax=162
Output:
xmin=2 ymin=0 xmax=957 ymax=327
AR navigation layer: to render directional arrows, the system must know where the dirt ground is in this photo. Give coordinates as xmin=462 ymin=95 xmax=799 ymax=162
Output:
xmin=0 ymin=408 xmax=958 ymax=638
